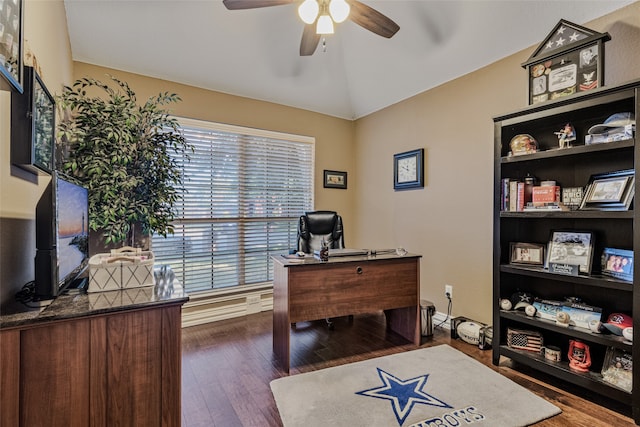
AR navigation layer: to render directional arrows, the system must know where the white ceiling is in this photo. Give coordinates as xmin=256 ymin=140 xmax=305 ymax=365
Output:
xmin=63 ymin=0 xmax=634 ymax=120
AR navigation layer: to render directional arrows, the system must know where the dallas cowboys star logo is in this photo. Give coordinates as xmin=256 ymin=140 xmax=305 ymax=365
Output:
xmin=355 ymin=368 xmax=451 ymax=425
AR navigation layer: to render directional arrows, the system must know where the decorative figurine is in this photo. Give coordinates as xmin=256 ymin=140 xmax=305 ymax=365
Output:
xmin=568 ymin=339 xmax=591 ymax=372
xmin=554 ymin=123 xmax=576 ymax=148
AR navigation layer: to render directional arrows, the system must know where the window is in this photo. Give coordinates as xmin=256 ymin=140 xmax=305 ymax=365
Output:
xmin=152 ymin=118 xmax=314 ymax=294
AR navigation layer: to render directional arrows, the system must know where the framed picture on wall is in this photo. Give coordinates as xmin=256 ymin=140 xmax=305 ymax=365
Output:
xmin=11 ymin=66 xmax=55 ymax=174
xmin=0 ymin=0 xmax=24 ymax=93
xmin=323 ymin=170 xmax=347 ymax=189
xmin=393 ymin=148 xmax=424 ymax=191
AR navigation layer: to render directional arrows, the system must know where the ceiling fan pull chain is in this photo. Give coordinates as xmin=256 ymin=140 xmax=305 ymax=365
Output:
xmin=322 ymin=37 xmax=327 ymax=52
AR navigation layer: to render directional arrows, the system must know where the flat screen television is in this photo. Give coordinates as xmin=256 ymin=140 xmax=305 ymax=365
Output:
xmin=34 ymin=171 xmax=89 ymax=300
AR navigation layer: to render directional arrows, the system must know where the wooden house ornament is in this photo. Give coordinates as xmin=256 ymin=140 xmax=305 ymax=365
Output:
xmin=523 ymin=19 xmax=610 ymax=105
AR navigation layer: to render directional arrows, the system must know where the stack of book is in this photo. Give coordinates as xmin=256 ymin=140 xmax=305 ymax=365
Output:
xmin=501 ymin=179 xmax=566 ymax=211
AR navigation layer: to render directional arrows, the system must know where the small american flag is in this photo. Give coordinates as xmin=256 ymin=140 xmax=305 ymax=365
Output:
xmin=508 ymin=328 xmax=543 ymax=352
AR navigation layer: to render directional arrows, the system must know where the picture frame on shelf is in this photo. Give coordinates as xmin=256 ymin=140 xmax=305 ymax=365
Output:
xmin=579 ymin=169 xmax=635 ymax=211
xmin=601 ymin=346 xmax=633 ymax=392
xmin=509 ymin=242 xmax=545 ymax=266
xmin=547 ymin=230 xmax=594 ymax=274
xmin=561 ymin=187 xmax=584 ymax=210
xmin=323 ymin=170 xmax=347 ymax=189
xmin=0 ymin=0 xmax=23 ymax=93
xmin=601 ymin=248 xmax=633 ymax=282
xmin=393 ymin=148 xmax=424 ymax=191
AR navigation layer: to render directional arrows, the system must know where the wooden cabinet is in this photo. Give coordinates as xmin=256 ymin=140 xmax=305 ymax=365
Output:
xmin=492 ymin=79 xmax=640 ymax=423
xmin=0 ymin=303 xmax=183 ymax=427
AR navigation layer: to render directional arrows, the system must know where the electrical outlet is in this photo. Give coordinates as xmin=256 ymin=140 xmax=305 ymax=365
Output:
xmin=445 ymin=285 xmax=453 ymax=299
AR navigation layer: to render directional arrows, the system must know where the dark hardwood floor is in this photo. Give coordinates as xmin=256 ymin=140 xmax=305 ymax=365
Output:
xmin=181 ymin=311 xmax=636 ymax=427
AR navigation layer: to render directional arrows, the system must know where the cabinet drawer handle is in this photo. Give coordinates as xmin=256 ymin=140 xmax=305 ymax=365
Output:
xmin=356 ymin=266 xmax=363 ymax=274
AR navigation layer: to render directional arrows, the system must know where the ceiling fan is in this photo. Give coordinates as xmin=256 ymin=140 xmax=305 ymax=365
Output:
xmin=222 ymin=0 xmax=400 ymax=56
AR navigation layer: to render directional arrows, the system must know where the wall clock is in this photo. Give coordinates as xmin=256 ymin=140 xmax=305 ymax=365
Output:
xmin=393 ymin=148 xmax=424 ymax=191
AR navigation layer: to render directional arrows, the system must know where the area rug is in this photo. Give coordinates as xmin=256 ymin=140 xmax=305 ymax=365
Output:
xmin=270 ymin=344 xmax=561 ymax=427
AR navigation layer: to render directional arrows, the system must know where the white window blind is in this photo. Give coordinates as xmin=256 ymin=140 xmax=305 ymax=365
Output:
xmin=152 ymin=118 xmax=314 ymax=293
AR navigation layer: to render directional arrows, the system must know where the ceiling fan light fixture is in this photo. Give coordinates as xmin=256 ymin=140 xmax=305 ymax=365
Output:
xmin=298 ymin=0 xmax=319 ymax=24
xmin=328 ymin=0 xmax=350 ymax=23
xmin=316 ymin=13 xmax=334 ymax=34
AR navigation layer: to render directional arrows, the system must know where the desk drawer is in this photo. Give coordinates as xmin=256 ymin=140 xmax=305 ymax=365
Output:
xmin=287 ymin=258 xmax=418 ymax=322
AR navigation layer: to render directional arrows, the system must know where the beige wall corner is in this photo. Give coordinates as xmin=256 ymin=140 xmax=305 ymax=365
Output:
xmin=352 ymin=2 xmax=640 ymax=324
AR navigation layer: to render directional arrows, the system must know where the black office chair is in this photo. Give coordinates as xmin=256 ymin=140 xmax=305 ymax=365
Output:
xmin=297 ymin=210 xmax=345 ymax=254
xmin=296 ymin=210 xmax=348 ymax=329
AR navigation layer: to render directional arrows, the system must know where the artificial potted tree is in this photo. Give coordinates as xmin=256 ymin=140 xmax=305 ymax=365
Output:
xmin=57 ymin=76 xmax=190 ymax=255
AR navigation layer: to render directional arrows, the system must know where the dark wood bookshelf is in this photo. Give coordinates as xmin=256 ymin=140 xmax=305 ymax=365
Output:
xmin=493 ymin=79 xmax=640 ymax=423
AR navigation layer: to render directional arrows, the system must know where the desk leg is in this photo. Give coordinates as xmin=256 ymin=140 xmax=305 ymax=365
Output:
xmin=272 ymin=264 xmax=291 ymax=373
xmin=273 ymin=309 xmax=290 ymax=373
xmin=385 ymin=305 xmax=420 ymax=345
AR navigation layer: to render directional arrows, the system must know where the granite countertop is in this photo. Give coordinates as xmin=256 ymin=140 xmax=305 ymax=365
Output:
xmin=0 ymin=283 xmax=189 ymax=330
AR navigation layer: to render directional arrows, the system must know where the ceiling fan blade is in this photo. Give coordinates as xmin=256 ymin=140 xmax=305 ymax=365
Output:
xmin=347 ymin=0 xmax=400 ymax=38
xmin=300 ymin=24 xmax=321 ymax=56
xmin=222 ymin=0 xmax=295 ymax=10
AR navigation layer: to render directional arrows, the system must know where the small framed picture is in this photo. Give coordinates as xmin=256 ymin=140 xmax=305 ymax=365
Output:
xmin=323 ymin=170 xmax=347 ymax=189
xmin=394 ymin=148 xmax=424 ymax=191
xmin=510 ymin=242 xmax=545 ymax=265
xmin=561 ymin=187 xmax=584 ymax=210
xmin=580 ymin=169 xmax=635 ymax=211
xmin=601 ymin=346 xmax=632 ymax=392
xmin=601 ymin=248 xmax=633 ymax=282
xmin=547 ymin=230 xmax=594 ymax=274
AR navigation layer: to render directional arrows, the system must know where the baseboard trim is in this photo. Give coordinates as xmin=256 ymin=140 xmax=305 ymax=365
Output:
xmin=182 ymin=295 xmax=451 ymax=331
xmin=432 ymin=311 xmax=452 ymax=330
xmin=181 ymin=289 xmax=273 ymax=328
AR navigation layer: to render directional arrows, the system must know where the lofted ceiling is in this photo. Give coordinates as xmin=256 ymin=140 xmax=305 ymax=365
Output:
xmin=63 ymin=0 xmax=634 ymax=120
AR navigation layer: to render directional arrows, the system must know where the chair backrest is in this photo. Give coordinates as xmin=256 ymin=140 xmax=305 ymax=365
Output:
xmin=297 ymin=211 xmax=345 ymax=253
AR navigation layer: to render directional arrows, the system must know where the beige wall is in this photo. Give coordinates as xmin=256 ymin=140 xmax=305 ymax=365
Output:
xmin=0 ymin=0 xmax=74 ymax=308
xmin=0 ymin=0 xmax=73 ymax=218
xmin=352 ymin=2 xmax=640 ymax=324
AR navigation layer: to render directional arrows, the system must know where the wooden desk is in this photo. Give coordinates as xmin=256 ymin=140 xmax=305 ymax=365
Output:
xmin=272 ymin=253 xmax=421 ymax=372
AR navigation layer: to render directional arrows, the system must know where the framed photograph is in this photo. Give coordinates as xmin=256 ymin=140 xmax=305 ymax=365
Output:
xmin=547 ymin=230 xmax=594 ymax=274
xmin=579 ymin=169 xmax=635 ymax=211
xmin=0 ymin=0 xmax=23 ymax=93
xmin=601 ymin=346 xmax=632 ymax=392
xmin=510 ymin=242 xmax=545 ymax=265
xmin=601 ymin=248 xmax=633 ymax=282
xmin=323 ymin=170 xmax=347 ymax=189
xmin=393 ymin=148 xmax=424 ymax=191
